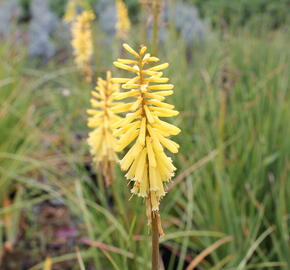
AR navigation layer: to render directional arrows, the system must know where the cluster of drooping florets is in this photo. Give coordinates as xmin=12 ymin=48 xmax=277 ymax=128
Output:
xmin=115 ymin=0 xmax=131 ymax=40
xmin=111 ymin=43 xmax=180 ymax=211
xmin=87 ymin=71 xmax=122 ymax=185
xmin=71 ymin=10 xmax=95 ymax=81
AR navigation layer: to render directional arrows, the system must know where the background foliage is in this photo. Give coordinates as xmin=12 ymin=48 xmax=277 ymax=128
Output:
xmin=0 ymin=0 xmax=290 ymax=269
xmin=17 ymin=0 xmax=290 ymax=28
xmin=187 ymin=0 xmax=290 ymax=28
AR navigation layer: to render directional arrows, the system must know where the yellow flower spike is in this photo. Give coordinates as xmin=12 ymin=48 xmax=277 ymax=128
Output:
xmin=115 ymin=0 xmax=131 ymax=40
xmin=87 ymin=71 xmax=121 ymax=186
xmin=112 ymin=43 xmax=181 ymax=226
xmin=63 ymin=1 xmax=77 ymax=23
xmin=63 ymin=0 xmax=81 ymax=23
xmin=71 ymin=10 xmax=95 ymax=82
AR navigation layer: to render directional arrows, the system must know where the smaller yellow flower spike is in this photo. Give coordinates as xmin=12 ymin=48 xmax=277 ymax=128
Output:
xmin=115 ymin=0 xmax=131 ymax=40
xmin=63 ymin=0 xmax=88 ymax=23
xmin=71 ymin=10 xmax=95 ymax=82
xmin=64 ymin=0 xmax=79 ymax=23
xmin=112 ymin=43 xmax=181 ymax=214
xmin=87 ymin=71 xmax=122 ymax=186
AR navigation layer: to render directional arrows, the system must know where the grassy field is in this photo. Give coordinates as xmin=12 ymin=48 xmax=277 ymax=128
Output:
xmin=0 ymin=23 xmax=290 ymax=269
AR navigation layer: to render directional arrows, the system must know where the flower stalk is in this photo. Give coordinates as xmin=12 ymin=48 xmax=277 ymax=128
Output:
xmin=152 ymin=0 xmax=160 ymax=55
xmin=151 ymin=211 xmax=159 ymax=270
xmin=139 ymin=0 xmax=149 ymax=44
xmin=112 ymin=43 xmax=180 ymax=269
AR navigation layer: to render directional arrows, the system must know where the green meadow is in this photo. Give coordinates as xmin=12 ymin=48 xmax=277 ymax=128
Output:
xmin=0 ymin=3 xmax=290 ymax=269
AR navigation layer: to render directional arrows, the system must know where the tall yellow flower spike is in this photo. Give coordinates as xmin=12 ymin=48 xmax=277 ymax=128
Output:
xmin=63 ymin=0 xmax=81 ymax=23
xmin=115 ymin=0 xmax=131 ymax=40
xmin=87 ymin=71 xmax=121 ymax=186
xmin=71 ymin=10 xmax=95 ymax=82
xmin=112 ymin=43 xmax=181 ymax=214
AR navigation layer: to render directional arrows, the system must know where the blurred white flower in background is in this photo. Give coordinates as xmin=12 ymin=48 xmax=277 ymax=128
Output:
xmin=61 ymin=88 xmax=71 ymax=97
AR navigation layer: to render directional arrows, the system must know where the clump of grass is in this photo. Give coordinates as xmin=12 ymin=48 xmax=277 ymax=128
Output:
xmin=0 ymin=41 xmax=40 ymax=260
xmin=2 ymin=12 xmax=290 ymax=270
xmin=29 ymin=28 xmax=290 ymax=269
